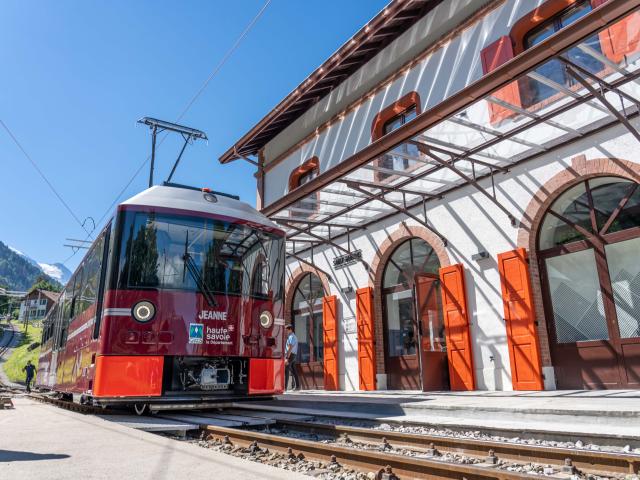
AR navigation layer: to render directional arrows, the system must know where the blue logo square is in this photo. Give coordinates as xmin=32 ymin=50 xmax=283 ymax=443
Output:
xmin=189 ymin=323 xmax=204 ymax=344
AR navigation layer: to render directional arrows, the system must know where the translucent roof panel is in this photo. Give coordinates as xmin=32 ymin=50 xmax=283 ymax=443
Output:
xmin=272 ymin=6 xmax=640 ymax=257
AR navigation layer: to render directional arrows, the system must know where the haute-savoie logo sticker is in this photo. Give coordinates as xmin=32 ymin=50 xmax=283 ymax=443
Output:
xmin=189 ymin=323 xmax=204 ymax=344
xmin=188 ymin=323 xmax=233 ymax=346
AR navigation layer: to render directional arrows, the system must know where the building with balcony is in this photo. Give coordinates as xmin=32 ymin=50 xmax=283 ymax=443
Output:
xmin=19 ymin=289 xmax=60 ymax=323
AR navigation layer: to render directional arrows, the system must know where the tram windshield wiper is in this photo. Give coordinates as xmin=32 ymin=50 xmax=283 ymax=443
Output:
xmin=182 ymin=234 xmax=218 ymax=307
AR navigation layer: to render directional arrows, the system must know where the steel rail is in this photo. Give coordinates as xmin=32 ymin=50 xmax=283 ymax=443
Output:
xmin=276 ymin=419 xmax=640 ymax=476
xmin=202 ymin=424 xmax=541 ymax=480
xmin=29 ymin=393 xmax=115 ymax=415
xmin=0 ymin=323 xmax=15 ymax=357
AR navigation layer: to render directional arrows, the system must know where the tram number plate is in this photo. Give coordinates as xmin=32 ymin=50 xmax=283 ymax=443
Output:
xmin=201 ymin=384 xmax=229 ymax=391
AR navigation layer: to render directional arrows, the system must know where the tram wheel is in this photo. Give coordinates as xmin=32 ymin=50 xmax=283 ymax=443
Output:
xmin=134 ymin=403 xmax=147 ymax=416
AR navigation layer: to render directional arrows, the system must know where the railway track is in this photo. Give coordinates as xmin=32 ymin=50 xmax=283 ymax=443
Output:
xmin=28 ymin=393 xmax=117 ymax=414
xmin=0 ymin=322 xmax=15 ymax=357
xmin=24 ymin=393 xmax=640 ymax=479
xmin=202 ymin=420 xmax=640 ymax=479
xmin=271 ymin=419 xmax=640 ymax=477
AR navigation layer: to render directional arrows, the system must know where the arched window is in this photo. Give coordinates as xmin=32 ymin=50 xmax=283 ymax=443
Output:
xmin=382 ymin=238 xmax=444 ymax=390
xmin=291 ymin=272 xmax=325 ymax=389
xmin=371 ymin=92 xmax=421 ymax=181
xmin=537 ymin=176 xmax=640 ymax=389
xmin=288 ymin=156 xmax=319 ymax=218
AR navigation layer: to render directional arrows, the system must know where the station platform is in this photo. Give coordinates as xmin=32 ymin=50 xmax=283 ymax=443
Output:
xmin=0 ymin=397 xmax=306 ymax=480
xmin=236 ymin=390 xmax=640 ymax=445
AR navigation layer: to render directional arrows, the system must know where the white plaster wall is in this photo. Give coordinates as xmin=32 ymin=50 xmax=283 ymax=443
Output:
xmin=262 ymin=0 xmax=568 ymax=206
xmin=263 ymin=0 xmax=492 ymax=164
xmin=283 ymin=120 xmax=640 ymax=391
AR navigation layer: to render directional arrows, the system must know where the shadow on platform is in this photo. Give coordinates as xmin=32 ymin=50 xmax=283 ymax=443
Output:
xmin=0 ymin=449 xmax=70 ymax=462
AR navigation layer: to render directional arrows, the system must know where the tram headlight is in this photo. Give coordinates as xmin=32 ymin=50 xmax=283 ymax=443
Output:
xmin=259 ymin=310 xmax=273 ymax=329
xmin=132 ymin=301 xmax=155 ymax=323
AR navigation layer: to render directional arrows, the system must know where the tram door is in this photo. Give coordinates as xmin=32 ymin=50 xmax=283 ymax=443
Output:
xmin=415 ymin=274 xmax=450 ymax=391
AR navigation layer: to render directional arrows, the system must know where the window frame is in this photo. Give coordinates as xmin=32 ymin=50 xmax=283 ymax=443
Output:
xmin=521 ymin=0 xmax=603 ymax=107
xmin=291 ymin=272 xmax=324 ymax=364
xmin=288 ymin=156 xmax=320 ymax=218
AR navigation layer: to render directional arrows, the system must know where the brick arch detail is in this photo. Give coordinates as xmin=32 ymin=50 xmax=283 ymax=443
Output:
xmin=516 ymin=155 xmax=640 ymax=369
xmin=368 ymin=223 xmax=451 ymax=375
xmin=284 ymin=264 xmax=331 ymax=326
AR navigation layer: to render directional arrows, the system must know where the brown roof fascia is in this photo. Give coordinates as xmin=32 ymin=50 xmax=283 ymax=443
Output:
xmin=261 ymin=0 xmax=640 ymax=216
xmin=219 ymin=0 xmax=440 ymax=164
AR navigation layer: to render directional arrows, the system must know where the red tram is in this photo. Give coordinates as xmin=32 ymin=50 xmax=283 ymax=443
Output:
xmin=36 ymin=183 xmax=286 ymax=411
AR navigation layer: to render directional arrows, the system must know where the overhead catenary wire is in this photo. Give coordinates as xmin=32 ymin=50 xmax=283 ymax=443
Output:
xmin=59 ymin=0 xmax=272 ymax=268
xmin=0 ymin=119 xmax=94 ymax=239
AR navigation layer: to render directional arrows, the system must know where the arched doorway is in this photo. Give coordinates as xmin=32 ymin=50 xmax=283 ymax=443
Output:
xmin=382 ymin=237 xmax=449 ymax=390
xmin=537 ymin=176 xmax=640 ymax=389
xmin=291 ymin=272 xmax=324 ymax=389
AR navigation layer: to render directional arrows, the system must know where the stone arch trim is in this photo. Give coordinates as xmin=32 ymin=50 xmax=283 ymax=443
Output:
xmin=516 ymin=156 xmax=640 ymax=368
xmin=284 ymin=263 xmax=331 ymax=326
xmin=368 ymin=222 xmax=451 ymax=375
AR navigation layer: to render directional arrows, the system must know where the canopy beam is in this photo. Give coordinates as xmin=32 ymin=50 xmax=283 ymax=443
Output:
xmin=345 ymin=181 xmax=448 ymax=245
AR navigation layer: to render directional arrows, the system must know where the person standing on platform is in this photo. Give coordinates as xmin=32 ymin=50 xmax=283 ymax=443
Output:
xmin=22 ymin=360 xmax=36 ymax=393
xmin=284 ymin=324 xmax=300 ymax=391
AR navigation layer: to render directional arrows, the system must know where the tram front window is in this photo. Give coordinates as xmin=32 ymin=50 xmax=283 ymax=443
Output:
xmin=116 ymin=211 xmax=283 ymax=299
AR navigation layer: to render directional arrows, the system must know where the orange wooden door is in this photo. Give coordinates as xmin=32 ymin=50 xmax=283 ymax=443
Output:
xmin=439 ymin=264 xmax=476 ymax=391
xmin=497 ymin=248 xmax=544 ymax=391
xmin=322 ymin=295 xmax=339 ymax=391
xmin=356 ymin=287 xmax=376 ymax=391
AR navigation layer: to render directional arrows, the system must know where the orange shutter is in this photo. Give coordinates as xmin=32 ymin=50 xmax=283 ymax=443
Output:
xmin=322 ymin=295 xmax=339 ymax=391
xmin=356 ymin=287 xmax=376 ymax=391
xmin=439 ymin=264 xmax=476 ymax=391
xmin=497 ymin=248 xmax=544 ymax=391
xmin=480 ymin=36 xmax=521 ymax=125
xmin=592 ymin=0 xmax=640 ymax=64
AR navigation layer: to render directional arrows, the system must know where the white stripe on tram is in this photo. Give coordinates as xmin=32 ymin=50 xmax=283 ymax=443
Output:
xmin=67 ymin=317 xmax=96 ymax=340
xmin=103 ymin=308 xmax=131 ymax=317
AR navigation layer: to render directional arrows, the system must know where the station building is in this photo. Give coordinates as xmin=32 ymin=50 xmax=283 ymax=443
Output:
xmin=220 ymin=0 xmax=640 ymax=391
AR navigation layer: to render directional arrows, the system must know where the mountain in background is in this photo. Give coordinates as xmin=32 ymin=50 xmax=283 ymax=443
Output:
xmin=36 ymin=262 xmax=71 ymax=284
xmin=0 ymin=241 xmax=65 ymax=291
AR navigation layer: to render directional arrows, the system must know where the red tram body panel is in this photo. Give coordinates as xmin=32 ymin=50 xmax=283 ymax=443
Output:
xmin=36 ymin=184 xmax=286 ymax=407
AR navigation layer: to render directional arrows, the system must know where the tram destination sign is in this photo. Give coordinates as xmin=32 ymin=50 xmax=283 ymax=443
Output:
xmin=333 ymin=250 xmax=362 ymax=269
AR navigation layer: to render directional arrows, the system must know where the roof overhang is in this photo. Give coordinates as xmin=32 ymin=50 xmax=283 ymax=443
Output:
xmin=260 ymin=0 xmax=640 ymax=258
xmin=219 ymin=0 xmax=444 ymax=164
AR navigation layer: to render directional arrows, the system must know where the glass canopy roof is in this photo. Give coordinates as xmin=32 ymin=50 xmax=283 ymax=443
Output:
xmin=265 ymin=4 xmax=640 ymax=257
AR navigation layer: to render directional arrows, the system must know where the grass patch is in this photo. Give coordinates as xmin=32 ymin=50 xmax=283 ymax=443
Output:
xmin=3 ymin=323 xmax=42 ymax=384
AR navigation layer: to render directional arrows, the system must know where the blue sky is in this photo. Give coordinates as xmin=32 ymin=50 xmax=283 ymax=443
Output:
xmin=1 ymin=0 xmax=388 ymax=271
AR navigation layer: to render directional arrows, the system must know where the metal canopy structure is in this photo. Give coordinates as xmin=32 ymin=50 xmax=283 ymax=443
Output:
xmin=261 ymin=0 xmax=640 ymax=260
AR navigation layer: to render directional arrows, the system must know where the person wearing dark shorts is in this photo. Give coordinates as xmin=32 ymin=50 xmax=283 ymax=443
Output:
xmin=284 ymin=325 xmax=300 ymax=391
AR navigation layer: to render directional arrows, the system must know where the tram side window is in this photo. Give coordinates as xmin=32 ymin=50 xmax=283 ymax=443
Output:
xmin=71 ymin=267 xmax=83 ymax=320
xmin=250 ymin=256 xmax=270 ymax=299
xmin=54 ymin=293 xmax=66 ymax=349
xmin=78 ymin=236 xmax=104 ymax=315
xmin=59 ymin=270 xmax=82 ymax=348
xmin=92 ymin=225 xmax=112 ymax=340
xmin=42 ymin=304 xmax=56 ymax=344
